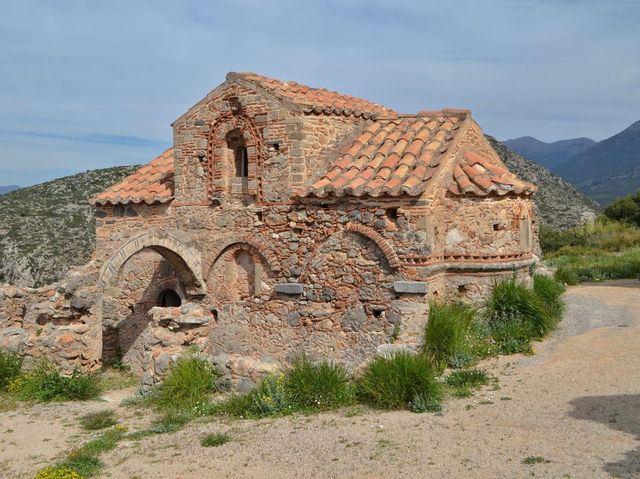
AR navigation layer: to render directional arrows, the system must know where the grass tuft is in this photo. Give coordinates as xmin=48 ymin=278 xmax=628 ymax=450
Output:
xmin=79 ymin=410 xmax=117 ymax=431
xmin=212 ymin=354 xmax=354 ymax=418
xmin=422 ymin=301 xmax=476 ymax=371
xmin=153 ymin=354 xmax=220 ymax=411
xmin=7 ymin=359 xmax=101 ymax=402
xmin=284 ymin=353 xmax=354 ymax=411
xmin=200 ymin=432 xmax=231 ymax=447
xmin=0 ymin=350 xmax=22 ymax=391
xmin=445 ymin=369 xmax=489 ymax=388
xmin=356 ymin=351 xmax=442 ymax=411
xmin=484 ymin=277 xmax=554 ymax=342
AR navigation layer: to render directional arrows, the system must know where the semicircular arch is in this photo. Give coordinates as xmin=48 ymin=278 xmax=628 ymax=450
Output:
xmin=98 ymin=232 xmax=206 ymax=294
xmin=205 ymin=233 xmax=279 ymax=279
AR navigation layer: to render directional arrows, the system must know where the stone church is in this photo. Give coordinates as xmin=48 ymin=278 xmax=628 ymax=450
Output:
xmin=1 ymin=72 xmax=537 ymax=388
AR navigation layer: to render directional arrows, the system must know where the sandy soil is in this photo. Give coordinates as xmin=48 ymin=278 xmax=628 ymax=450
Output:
xmin=1 ymin=280 xmax=639 ymax=478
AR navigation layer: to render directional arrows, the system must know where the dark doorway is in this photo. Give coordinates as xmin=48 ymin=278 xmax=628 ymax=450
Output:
xmin=158 ymin=289 xmax=182 ymax=307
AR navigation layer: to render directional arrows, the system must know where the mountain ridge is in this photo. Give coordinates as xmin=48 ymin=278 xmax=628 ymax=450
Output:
xmin=487 ymin=135 xmax=600 ymax=228
xmin=554 ymin=120 xmax=640 ymax=205
xmin=502 ymin=136 xmax=596 ymax=170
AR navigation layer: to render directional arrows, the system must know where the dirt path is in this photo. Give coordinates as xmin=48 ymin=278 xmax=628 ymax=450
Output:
xmin=1 ymin=280 xmax=639 ymax=478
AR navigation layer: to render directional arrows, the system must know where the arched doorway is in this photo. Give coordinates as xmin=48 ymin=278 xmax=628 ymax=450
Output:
xmin=98 ymin=233 xmax=206 ymax=372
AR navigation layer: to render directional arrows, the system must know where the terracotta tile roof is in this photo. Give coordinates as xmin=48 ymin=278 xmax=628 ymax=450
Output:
xmin=448 ymin=150 xmax=537 ymax=197
xmin=297 ymin=110 xmax=467 ymax=198
xmin=230 ymin=72 xmax=395 ymax=119
xmin=90 ymin=148 xmax=174 ymax=205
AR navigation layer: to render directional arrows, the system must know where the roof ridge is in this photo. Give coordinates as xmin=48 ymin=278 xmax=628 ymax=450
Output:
xmin=228 ymin=72 xmax=395 ymax=120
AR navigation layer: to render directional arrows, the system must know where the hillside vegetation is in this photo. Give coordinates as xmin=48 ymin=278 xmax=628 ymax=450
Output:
xmin=0 ymin=166 xmax=139 ymax=287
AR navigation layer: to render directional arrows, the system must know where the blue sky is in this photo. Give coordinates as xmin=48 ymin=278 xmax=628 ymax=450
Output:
xmin=1 ymin=0 xmax=639 ymax=186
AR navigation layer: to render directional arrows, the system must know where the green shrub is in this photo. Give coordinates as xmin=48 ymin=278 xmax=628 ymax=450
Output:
xmin=484 ymin=278 xmax=555 ymax=341
xmin=284 ymin=354 xmax=354 ymax=410
xmin=79 ymin=409 xmax=117 ymax=430
xmin=154 ymin=354 xmax=220 ymax=411
xmin=356 ymin=351 xmax=442 ymax=410
xmin=200 ymin=432 xmax=231 ymax=447
xmin=8 ymin=359 xmax=100 ymax=402
xmin=422 ymin=302 xmax=476 ymax=371
xmin=604 ymin=191 xmax=640 ymax=227
xmin=35 ymin=466 xmax=83 ymax=479
xmin=0 ymin=349 xmax=22 ymax=391
xmin=245 ymin=373 xmax=291 ymax=417
xmin=409 ymin=394 xmax=442 ymax=413
xmin=61 ymin=450 xmax=102 ymax=477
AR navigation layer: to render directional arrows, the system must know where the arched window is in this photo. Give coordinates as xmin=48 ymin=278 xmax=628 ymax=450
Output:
xmin=226 ymin=129 xmax=248 ymax=178
xmin=158 ymin=289 xmax=182 ymax=307
xmin=235 ymin=146 xmax=248 ymax=177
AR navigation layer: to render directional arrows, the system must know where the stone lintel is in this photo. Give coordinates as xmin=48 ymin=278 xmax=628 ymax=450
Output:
xmin=274 ymin=283 xmax=304 ymax=294
xmin=393 ymin=281 xmax=429 ymax=294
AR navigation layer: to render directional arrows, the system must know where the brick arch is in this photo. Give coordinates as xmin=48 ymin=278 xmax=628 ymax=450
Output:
xmin=208 ymin=113 xmax=264 ymax=198
xmin=345 ymin=222 xmax=401 ymax=269
xmin=98 ymin=232 xmax=206 ymax=295
xmin=205 ymin=234 xmax=280 ymax=279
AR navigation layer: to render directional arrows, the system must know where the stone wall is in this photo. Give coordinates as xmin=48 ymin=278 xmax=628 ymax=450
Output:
xmin=0 ymin=264 xmax=102 ymax=374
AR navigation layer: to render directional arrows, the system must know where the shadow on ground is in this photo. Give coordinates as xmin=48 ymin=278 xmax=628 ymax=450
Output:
xmin=569 ymin=394 xmax=640 ymax=478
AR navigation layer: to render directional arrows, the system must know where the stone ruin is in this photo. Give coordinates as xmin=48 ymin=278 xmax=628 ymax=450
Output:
xmin=0 ymin=72 xmax=539 ymax=390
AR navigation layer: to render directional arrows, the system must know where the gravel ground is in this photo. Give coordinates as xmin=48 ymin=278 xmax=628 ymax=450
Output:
xmin=1 ymin=280 xmax=639 ymax=478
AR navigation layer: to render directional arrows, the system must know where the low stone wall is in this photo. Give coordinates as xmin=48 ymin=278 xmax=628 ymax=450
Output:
xmin=0 ymin=265 xmax=102 ymax=374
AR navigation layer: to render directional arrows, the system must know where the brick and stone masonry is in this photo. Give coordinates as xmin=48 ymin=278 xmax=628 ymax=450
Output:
xmin=0 ymin=72 xmax=539 ymax=390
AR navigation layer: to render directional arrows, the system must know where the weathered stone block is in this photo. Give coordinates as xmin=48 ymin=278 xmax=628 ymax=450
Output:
xmin=393 ymin=281 xmax=429 ymax=294
xmin=274 ymin=283 xmax=304 ymax=294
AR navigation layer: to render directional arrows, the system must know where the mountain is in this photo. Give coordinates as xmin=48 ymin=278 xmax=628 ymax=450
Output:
xmin=487 ymin=136 xmax=601 ymax=228
xmin=553 ymin=120 xmax=640 ymax=205
xmin=502 ymin=136 xmax=595 ymax=171
xmin=0 ymin=185 xmax=20 ymax=195
xmin=0 ymin=165 xmax=139 ymax=287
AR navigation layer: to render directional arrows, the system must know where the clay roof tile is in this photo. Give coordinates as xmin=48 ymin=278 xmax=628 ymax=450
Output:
xmin=91 ymin=148 xmax=174 ymax=205
xmin=233 ymin=72 xmax=395 ymax=119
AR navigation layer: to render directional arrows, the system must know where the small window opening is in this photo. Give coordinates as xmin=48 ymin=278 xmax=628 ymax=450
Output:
xmin=372 ymin=310 xmax=382 ymax=318
xmin=493 ymin=223 xmax=500 ymax=231
xmin=458 ymin=284 xmax=468 ymax=294
xmin=235 ymin=147 xmax=249 ymax=178
xmin=158 ymin=289 xmax=181 ymax=307
xmin=273 ymin=143 xmax=280 ymax=151
xmin=386 ymin=208 xmax=398 ymax=220
xmin=211 ymin=309 xmax=218 ymax=322
xmin=256 ymin=211 xmax=263 ymax=221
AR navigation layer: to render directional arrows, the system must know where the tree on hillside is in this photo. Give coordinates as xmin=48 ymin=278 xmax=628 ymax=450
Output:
xmin=604 ymin=191 xmax=640 ymax=226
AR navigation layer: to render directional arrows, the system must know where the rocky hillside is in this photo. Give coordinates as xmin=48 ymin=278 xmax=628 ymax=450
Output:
xmin=554 ymin=120 xmax=640 ymax=205
xmin=502 ymin=136 xmax=595 ymax=171
xmin=0 ymin=166 xmax=139 ymax=287
xmin=488 ymin=136 xmax=601 ymax=228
